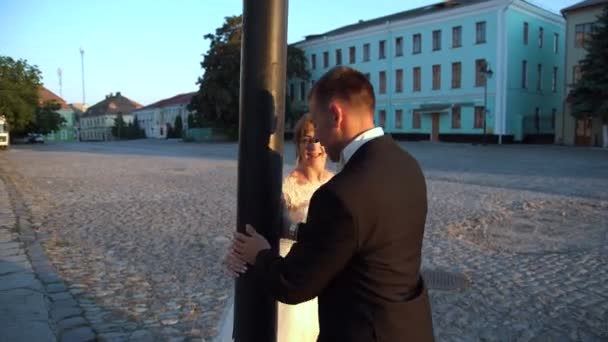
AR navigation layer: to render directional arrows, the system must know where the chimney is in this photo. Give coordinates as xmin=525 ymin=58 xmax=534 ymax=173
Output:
xmin=116 ymin=91 xmax=121 ymax=97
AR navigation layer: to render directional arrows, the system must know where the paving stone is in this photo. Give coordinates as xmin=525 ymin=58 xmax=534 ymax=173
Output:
xmin=0 ymin=320 xmax=55 ymax=342
xmin=0 ymin=241 xmax=21 ymax=251
xmin=50 ymin=291 xmax=73 ymax=302
xmin=51 ymin=306 xmax=83 ymax=321
xmin=98 ymin=332 xmax=129 ymax=341
xmin=129 ymin=330 xmax=155 ymax=342
xmin=58 ymin=316 xmax=88 ymax=331
xmin=0 ymin=247 xmax=23 ymax=258
xmin=60 ymin=326 xmax=96 ymax=342
xmin=0 ymin=272 xmax=43 ymax=291
xmin=52 ymin=297 xmax=80 ymax=308
xmin=0 ymin=260 xmax=29 ymax=275
xmin=47 ymin=282 xmax=67 ymax=293
xmin=0 ymin=253 xmax=29 ymax=263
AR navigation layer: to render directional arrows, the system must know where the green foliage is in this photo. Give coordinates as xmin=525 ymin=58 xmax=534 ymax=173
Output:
xmin=111 ymin=114 xmax=127 ymax=138
xmin=131 ymin=115 xmax=145 ymax=138
xmin=112 ymin=114 xmax=145 ymax=139
xmin=569 ymin=6 xmax=608 ymax=123
xmin=28 ymin=100 xmax=66 ymax=135
xmin=172 ymin=115 xmax=183 ymax=138
xmin=189 ymin=15 xmax=311 ymax=138
xmin=0 ymin=56 xmax=42 ymax=132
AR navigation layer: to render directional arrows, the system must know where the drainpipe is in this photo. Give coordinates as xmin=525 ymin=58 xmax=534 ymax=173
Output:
xmin=387 ymin=21 xmax=393 ymax=133
xmin=499 ymin=0 xmax=515 ymax=144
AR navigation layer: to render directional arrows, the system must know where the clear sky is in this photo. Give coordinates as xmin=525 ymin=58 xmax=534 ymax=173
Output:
xmin=0 ymin=0 xmax=580 ymax=106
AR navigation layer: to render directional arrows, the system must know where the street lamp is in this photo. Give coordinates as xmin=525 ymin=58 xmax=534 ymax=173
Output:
xmin=482 ymin=62 xmax=493 ymax=145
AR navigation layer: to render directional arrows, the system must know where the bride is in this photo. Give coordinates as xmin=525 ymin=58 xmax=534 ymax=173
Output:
xmin=278 ymin=113 xmax=333 ymax=342
xmin=221 ymin=113 xmax=333 ymax=342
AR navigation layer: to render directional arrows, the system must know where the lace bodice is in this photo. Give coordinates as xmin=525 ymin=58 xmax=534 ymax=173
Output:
xmin=283 ymin=174 xmax=331 ymax=223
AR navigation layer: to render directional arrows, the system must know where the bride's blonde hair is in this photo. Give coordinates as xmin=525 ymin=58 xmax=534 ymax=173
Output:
xmin=293 ymin=113 xmax=314 ymax=162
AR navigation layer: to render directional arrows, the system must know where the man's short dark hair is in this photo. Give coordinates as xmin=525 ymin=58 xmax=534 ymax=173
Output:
xmin=309 ymin=66 xmax=375 ymax=113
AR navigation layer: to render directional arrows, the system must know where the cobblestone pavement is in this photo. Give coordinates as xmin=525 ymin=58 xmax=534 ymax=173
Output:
xmin=1 ymin=140 xmax=607 ymax=341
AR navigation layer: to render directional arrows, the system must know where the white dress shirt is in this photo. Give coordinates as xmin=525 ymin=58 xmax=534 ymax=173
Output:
xmin=337 ymin=127 xmax=385 ymax=171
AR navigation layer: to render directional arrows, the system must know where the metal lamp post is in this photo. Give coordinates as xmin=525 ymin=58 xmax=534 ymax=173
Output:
xmin=482 ymin=63 xmax=493 ymax=145
xmin=234 ymin=0 xmax=288 ymax=341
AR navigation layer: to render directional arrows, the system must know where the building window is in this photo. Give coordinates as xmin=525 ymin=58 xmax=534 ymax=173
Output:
xmin=534 ymin=108 xmax=540 ymax=132
xmin=412 ymin=111 xmax=421 ymax=129
xmin=552 ymin=66 xmax=557 ymax=92
xmin=452 ymin=62 xmax=461 ymax=89
xmin=395 ymin=37 xmax=403 ymax=56
xmin=335 ymin=49 xmax=342 ymax=65
xmin=474 ymin=106 xmax=485 ymax=129
xmin=379 ymin=40 xmax=386 ymax=59
xmin=452 ymin=106 xmax=461 ymax=129
xmin=395 ymin=109 xmax=403 ymax=129
xmin=523 ymin=22 xmax=529 ymax=45
xmin=452 ymin=26 xmax=462 ymax=48
xmin=311 ymin=54 xmax=316 ymax=69
xmin=475 ymin=59 xmax=487 ymax=87
xmin=538 ymin=27 xmax=544 ymax=48
xmin=413 ymin=33 xmax=421 ymax=54
xmin=476 ymin=21 xmax=486 ymax=44
xmin=432 ymin=30 xmax=442 ymax=51
xmin=573 ymin=65 xmax=581 ymax=83
xmin=552 ymin=108 xmax=556 ymax=129
xmin=289 ymin=83 xmax=294 ymax=99
xmin=378 ymin=110 xmax=386 ymax=128
xmin=379 ymin=71 xmax=387 ymax=94
xmin=363 ymin=43 xmax=370 ymax=62
xmin=323 ymin=51 xmax=329 ymax=68
xmin=432 ymin=64 xmax=441 ymax=90
xmin=413 ymin=67 xmax=421 ymax=92
xmin=522 ymin=60 xmax=528 ymax=88
xmin=395 ymin=69 xmax=403 ymax=93
xmin=575 ymin=23 xmax=594 ymax=48
xmin=537 ymin=63 xmax=542 ymax=91
xmin=300 ymin=82 xmax=306 ymax=101
xmin=349 ymin=46 xmax=356 ymax=64
xmin=553 ymin=33 xmax=559 ymax=53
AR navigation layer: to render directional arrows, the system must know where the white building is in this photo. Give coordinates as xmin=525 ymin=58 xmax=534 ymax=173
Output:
xmin=133 ymin=92 xmax=196 ymax=139
xmin=80 ymin=92 xmax=142 ymax=141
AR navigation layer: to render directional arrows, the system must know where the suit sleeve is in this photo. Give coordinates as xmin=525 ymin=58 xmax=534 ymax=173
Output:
xmin=254 ymin=186 xmax=357 ymax=304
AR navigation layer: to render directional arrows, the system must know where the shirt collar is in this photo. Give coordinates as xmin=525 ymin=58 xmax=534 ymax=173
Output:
xmin=338 ymin=127 xmax=384 ymax=170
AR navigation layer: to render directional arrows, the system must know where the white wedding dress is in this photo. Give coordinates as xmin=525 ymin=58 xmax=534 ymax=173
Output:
xmin=219 ymin=173 xmax=330 ymax=342
xmin=277 ymin=175 xmax=330 ymax=342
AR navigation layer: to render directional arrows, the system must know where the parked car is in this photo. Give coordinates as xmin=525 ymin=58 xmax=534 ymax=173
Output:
xmin=27 ymin=133 xmax=44 ymax=144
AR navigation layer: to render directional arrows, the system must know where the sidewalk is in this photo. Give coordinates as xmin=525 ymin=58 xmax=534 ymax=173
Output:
xmin=0 ymin=170 xmax=96 ymax=342
xmin=0 ymin=175 xmax=55 ymax=341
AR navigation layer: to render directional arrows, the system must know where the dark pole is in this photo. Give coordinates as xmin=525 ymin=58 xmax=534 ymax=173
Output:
xmin=483 ymin=75 xmax=487 ymax=145
xmin=234 ymin=1 xmax=288 ymax=341
xmin=482 ymin=63 xmax=492 ymax=145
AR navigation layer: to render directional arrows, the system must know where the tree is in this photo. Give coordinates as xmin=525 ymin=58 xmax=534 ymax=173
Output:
xmin=27 ymin=100 xmax=66 ymax=135
xmin=174 ymin=115 xmax=183 ymax=138
xmin=569 ymin=6 xmax=608 ymax=147
xmin=130 ymin=115 xmax=145 ymax=139
xmin=0 ymin=56 xmax=42 ymax=133
xmin=189 ymin=15 xmax=310 ymax=137
xmin=111 ymin=114 xmax=127 ymax=139
xmin=187 ymin=113 xmax=196 ymax=128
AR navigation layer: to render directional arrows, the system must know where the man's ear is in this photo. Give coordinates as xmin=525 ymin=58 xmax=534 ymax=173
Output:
xmin=328 ymin=101 xmax=344 ymax=129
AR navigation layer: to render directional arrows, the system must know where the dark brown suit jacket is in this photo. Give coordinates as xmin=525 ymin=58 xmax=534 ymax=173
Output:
xmin=256 ymin=135 xmax=434 ymax=341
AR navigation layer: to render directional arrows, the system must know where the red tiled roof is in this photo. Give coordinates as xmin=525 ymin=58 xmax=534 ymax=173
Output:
xmin=134 ymin=91 xmax=197 ymax=112
xmin=38 ymin=86 xmax=69 ymax=109
xmin=562 ymin=0 xmax=608 ymax=13
xmin=85 ymin=92 xmax=143 ymax=117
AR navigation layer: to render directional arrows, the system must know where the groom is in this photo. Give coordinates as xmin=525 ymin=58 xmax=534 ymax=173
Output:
xmin=229 ymin=66 xmax=434 ymax=341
